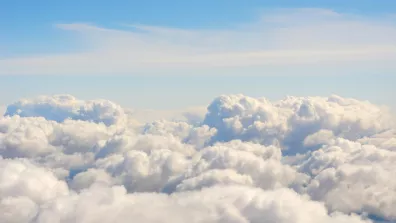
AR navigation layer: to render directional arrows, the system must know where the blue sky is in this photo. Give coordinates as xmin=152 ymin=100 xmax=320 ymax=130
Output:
xmin=2 ymin=0 xmax=396 ymax=57
xmin=1 ymin=0 xmax=395 ymax=109
xmin=0 ymin=74 xmax=393 ymax=110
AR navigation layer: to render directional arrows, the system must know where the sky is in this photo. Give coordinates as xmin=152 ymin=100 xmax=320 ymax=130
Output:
xmin=1 ymin=0 xmax=395 ymax=109
xmin=3 ymin=2 xmax=396 ymax=222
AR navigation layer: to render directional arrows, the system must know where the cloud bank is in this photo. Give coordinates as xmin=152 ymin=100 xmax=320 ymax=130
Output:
xmin=1 ymin=93 xmax=396 ymax=222
xmin=1 ymin=8 xmax=396 ymax=75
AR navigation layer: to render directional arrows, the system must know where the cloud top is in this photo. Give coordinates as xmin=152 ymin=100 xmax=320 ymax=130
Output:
xmin=1 ymin=93 xmax=396 ymax=222
xmin=4 ymin=94 xmax=126 ymax=126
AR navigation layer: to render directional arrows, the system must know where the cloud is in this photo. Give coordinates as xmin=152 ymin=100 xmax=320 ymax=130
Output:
xmin=1 ymin=8 xmax=396 ymax=75
xmin=165 ymin=140 xmax=308 ymax=194
xmin=203 ymin=94 xmax=394 ymax=155
xmin=297 ymin=138 xmax=396 ymax=220
xmin=1 ymin=174 xmax=372 ymax=223
xmin=4 ymin=95 xmax=128 ymax=126
xmin=1 ymin=94 xmax=396 ymax=222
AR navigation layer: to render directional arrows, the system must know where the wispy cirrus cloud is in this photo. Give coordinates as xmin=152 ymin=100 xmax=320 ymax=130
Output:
xmin=1 ymin=8 xmax=396 ymax=75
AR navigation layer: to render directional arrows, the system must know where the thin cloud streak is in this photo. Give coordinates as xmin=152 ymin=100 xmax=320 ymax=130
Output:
xmin=1 ymin=8 xmax=396 ymax=75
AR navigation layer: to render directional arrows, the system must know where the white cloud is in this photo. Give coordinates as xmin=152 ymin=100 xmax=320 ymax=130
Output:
xmin=296 ymin=138 xmax=396 ymax=220
xmin=2 ymin=181 xmax=372 ymax=223
xmin=203 ymin=94 xmax=394 ymax=155
xmin=1 ymin=8 xmax=396 ymax=75
xmin=358 ymin=129 xmax=396 ymax=151
xmin=2 ymin=94 xmax=396 ymax=222
xmin=167 ymin=140 xmax=308 ymax=193
xmin=4 ymin=94 xmax=128 ymax=126
xmin=0 ymin=158 xmax=69 ymax=203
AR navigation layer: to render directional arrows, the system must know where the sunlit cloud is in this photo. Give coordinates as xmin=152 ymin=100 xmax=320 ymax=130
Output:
xmin=1 ymin=93 xmax=396 ymax=222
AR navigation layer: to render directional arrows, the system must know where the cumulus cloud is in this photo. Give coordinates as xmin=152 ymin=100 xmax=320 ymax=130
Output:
xmin=1 ymin=94 xmax=396 ymax=222
xmin=0 ymin=158 xmax=69 ymax=223
xmin=15 ymin=184 xmax=372 ymax=223
xmin=296 ymin=138 xmax=396 ymax=220
xmin=163 ymin=140 xmax=307 ymax=193
xmin=203 ymin=94 xmax=394 ymax=155
xmin=4 ymin=95 xmax=127 ymax=126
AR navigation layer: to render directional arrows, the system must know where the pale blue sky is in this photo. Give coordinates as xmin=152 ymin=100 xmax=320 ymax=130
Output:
xmin=1 ymin=1 xmax=395 ymax=109
xmin=0 ymin=74 xmax=393 ymax=110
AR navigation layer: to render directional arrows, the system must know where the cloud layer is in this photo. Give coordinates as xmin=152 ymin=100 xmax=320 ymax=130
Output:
xmin=1 ymin=94 xmax=396 ymax=222
xmin=1 ymin=8 xmax=396 ymax=75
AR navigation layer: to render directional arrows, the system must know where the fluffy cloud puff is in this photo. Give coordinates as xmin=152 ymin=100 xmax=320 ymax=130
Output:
xmin=204 ymin=94 xmax=394 ymax=155
xmin=1 ymin=94 xmax=396 ymax=222
xmin=164 ymin=140 xmax=308 ymax=194
xmin=297 ymin=138 xmax=396 ymax=220
xmin=0 ymin=158 xmax=69 ymax=223
xmin=4 ymin=95 xmax=127 ymax=126
xmin=3 ymin=181 xmax=372 ymax=223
